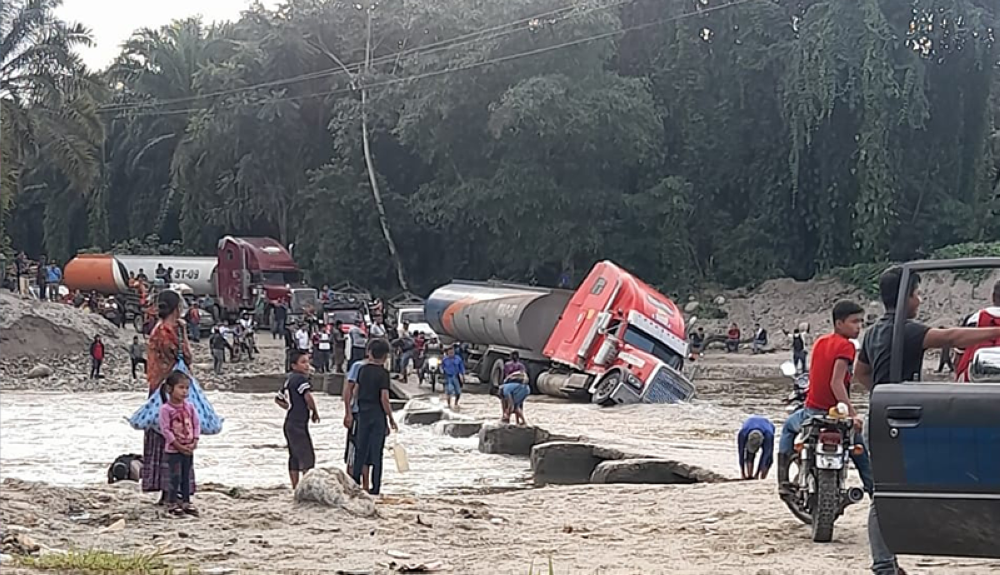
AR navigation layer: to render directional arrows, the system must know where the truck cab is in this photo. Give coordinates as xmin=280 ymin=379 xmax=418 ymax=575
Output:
xmin=869 ymin=257 xmax=1000 ymax=559
xmin=542 ymin=261 xmax=695 ymax=405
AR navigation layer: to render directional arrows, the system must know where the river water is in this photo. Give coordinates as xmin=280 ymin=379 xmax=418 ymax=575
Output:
xmin=0 ymin=376 xmax=798 ymax=494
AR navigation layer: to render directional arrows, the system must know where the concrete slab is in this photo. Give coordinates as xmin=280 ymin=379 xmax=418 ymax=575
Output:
xmin=232 ymin=374 xmax=285 ymax=394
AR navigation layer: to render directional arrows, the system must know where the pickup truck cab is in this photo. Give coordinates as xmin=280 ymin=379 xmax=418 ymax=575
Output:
xmin=870 ymin=257 xmax=1000 ymax=559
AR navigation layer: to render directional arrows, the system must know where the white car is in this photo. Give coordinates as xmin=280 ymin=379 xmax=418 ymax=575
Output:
xmin=397 ymin=306 xmax=436 ymax=338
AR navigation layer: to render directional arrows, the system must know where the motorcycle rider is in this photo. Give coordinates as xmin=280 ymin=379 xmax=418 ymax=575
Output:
xmin=778 ymin=300 xmax=870 ymax=497
xmin=854 ymin=267 xmax=1000 ymax=575
xmin=737 ymin=415 xmax=774 ymax=480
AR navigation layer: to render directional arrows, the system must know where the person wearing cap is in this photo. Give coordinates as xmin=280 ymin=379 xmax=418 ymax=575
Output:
xmin=737 ymin=415 xmax=774 ymax=480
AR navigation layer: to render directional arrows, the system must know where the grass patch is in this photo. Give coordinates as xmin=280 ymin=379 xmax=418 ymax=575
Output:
xmin=17 ymin=549 xmax=189 ymax=575
xmin=527 ymin=557 xmax=555 ymax=575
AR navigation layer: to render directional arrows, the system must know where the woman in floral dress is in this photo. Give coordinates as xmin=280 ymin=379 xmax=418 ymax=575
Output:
xmin=142 ymin=290 xmax=195 ymax=503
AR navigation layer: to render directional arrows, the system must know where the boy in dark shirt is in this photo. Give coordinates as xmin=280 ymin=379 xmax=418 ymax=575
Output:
xmin=275 ymin=351 xmax=320 ymax=489
xmin=343 ymin=339 xmax=397 ymax=495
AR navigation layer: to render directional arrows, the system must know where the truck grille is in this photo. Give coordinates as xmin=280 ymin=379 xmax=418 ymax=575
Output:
xmin=644 ymin=366 xmax=696 ymax=404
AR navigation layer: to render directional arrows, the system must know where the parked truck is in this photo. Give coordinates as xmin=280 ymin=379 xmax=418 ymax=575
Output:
xmin=64 ymin=236 xmax=311 ymax=325
xmin=425 ymin=260 xmax=695 ymax=405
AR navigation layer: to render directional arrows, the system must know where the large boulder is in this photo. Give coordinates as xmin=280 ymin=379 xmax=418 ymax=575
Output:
xmin=294 ymin=467 xmax=376 ymax=517
xmin=26 ymin=364 xmax=53 ymax=379
xmin=530 ymin=442 xmax=603 ymax=486
xmin=590 ymin=459 xmax=699 ymax=485
xmin=435 ymin=421 xmax=483 ymax=438
xmin=478 ymin=424 xmax=550 ymax=456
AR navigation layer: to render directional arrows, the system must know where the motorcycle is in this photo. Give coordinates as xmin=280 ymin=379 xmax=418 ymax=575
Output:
xmin=780 ymin=361 xmax=809 ymax=413
xmin=778 ymin=401 xmax=866 ymax=542
xmin=231 ymin=326 xmax=255 ymax=362
xmin=420 ymin=340 xmax=443 ymax=392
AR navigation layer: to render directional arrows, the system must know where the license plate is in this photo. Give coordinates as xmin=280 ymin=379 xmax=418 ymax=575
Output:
xmin=815 ymin=454 xmax=844 ymax=470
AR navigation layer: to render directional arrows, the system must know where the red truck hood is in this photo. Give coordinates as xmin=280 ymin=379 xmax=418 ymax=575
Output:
xmin=264 ymin=285 xmax=290 ymax=303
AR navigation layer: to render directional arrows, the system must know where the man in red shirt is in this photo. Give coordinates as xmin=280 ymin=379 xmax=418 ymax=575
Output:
xmin=778 ymin=300 xmax=869 ymax=496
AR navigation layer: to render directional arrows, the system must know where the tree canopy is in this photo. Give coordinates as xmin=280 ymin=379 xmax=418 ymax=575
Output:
xmin=3 ymin=0 xmax=999 ymax=296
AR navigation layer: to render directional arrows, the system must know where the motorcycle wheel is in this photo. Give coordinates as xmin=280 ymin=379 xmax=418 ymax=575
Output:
xmin=811 ymin=469 xmax=839 ymax=543
xmin=430 ymin=372 xmax=437 ymax=393
xmin=780 ymin=452 xmax=813 ymax=525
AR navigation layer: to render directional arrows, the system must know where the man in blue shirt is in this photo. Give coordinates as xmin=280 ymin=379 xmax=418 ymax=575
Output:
xmin=441 ymin=345 xmax=466 ymax=410
xmin=737 ymin=415 xmax=774 ymax=480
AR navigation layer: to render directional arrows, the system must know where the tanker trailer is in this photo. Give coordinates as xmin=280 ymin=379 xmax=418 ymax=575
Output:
xmin=424 ymin=282 xmax=573 ymax=390
xmin=115 ymin=255 xmax=217 ymax=296
xmin=63 ymin=254 xmax=131 ymax=294
xmin=425 ymin=261 xmax=695 ymax=405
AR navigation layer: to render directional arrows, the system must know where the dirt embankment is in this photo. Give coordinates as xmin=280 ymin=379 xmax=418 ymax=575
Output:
xmin=0 ymin=292 xmax=126 ymax=359
xmin=691 ymin=270 xmax=1000 ymax=348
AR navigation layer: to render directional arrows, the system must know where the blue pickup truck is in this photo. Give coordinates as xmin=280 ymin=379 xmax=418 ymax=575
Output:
xmin=870 ymin=257 xmax=1000 ymax=559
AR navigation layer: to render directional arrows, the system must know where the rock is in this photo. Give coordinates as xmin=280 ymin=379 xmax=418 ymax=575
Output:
xmin=2 ymin=533 xmax=40 ymax=555
xmin=530 ymin=442 xmax=602 ymax=486
xmin=713 ymin=295 xmax=726 ymax=306
xmin=26 ymin=364 xmax=53 ymax=379
xmin=478 ymin=424 xmax=550 ymax=456
xmin=403 ymin=408 xmax=446 ymax=426
xmin=0 ymin=553 xmax=12 ymax=564
xmin=798 ymin=321 xmax=810 ymax=333
xmin=435 ymin=421 xmax=483 ymax=438
xmin=233 ymin=374 xmax=285 ymax=394
xmin=590 ymin=459 xmax=698 ymax=485
xmin=294 ymin=468 xmax=376 ymax=517
xmin=683 ymin=301 xmax=700 ymax=313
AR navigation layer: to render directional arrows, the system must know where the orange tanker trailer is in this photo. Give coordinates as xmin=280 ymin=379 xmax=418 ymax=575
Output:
xmin=62 ymin=254 xmax=131 ymax=294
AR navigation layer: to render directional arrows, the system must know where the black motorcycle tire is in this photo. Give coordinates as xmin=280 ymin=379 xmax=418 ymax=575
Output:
xmin=811 ymin=469 xmax=839 ymax=543
xmin=780 ymin=452 xmax=813 ymax=525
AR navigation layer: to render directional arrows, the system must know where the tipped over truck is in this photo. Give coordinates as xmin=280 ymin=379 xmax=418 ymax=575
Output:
xmin=425 ymin=261 xmax=695 ymax=406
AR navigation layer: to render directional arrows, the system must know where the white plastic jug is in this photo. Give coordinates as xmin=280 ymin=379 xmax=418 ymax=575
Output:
xmin=393 ymin=438 xmax=410 ymax=473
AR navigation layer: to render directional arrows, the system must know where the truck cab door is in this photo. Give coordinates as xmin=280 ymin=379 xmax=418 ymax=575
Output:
xmin=870 ymin=381 xmax=1000 ymax=558
xmin=217 ymin=241 xmax=244 ymax=310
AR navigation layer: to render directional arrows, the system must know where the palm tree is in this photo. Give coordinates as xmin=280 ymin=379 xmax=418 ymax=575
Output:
xmin=1 ymin=0 xmax=103 ymax=250
xmin=104 ymin=18 xmax=235 ymax=241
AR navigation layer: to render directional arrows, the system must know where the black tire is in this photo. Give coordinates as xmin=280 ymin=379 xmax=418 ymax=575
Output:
xmin=811 ymin=470 xmax=839 ymax=543
xmin=489 ymin=358 xmax=505 ymax=394
xmin=780 ymin=452 xmax=813 ymax=525
xmin=591 ymin=369 xmax=623 ymax=407
xmin=133 ymin=315 xmax=144 ymax=334
xmin=430 ymin=371 xmax=437 ymax=393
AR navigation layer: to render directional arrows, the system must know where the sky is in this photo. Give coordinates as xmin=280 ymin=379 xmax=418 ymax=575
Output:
xmin=56 ymin=0 xmax=280 ymax=71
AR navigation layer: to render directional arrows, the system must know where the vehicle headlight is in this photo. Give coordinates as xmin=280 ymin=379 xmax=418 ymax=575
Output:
xmin=428 ymin=357 xmax=440 ymax=369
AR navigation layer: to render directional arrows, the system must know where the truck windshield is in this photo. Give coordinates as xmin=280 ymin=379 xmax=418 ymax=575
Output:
xmin=623 ymin=326 xmax=684 ymax=370
xmin=400 ymin=310 xmax=426 ymax=324
xmin=258 ymin=271 xmax=301 ymax=285
xmin=327 ymin=309 xmax=363 ymax=325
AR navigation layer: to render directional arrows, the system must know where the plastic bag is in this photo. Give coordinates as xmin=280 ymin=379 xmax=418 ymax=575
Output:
xmin=127 ymin=360 xmax=224 ymax=435
xmin=392 ymin=438 xmax=410 ymax=473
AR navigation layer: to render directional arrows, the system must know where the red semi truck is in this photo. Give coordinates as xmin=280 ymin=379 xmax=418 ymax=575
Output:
xmin=425 ymin=260 xmax=695 ymax=405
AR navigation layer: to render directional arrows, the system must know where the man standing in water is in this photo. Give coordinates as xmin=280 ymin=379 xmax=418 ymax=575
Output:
xmin=855 ymin=267 xmax=1000 ymax=575
xmin=344 ymin=339 xmax=397 ymax=495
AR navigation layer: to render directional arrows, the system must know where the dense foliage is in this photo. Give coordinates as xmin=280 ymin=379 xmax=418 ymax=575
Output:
xmin=3 ymin=0 xmax=1000 ymax=296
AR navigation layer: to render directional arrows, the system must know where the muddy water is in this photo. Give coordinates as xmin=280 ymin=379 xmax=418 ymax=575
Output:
xmin=0 ymin=392 xmax=530 ymax=495
xmin=0 ymin=375 xmax=812 ymax=493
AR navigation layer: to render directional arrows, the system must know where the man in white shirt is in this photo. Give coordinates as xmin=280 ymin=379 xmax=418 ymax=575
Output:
xmin=295 ymin=324 xmax=310 ymax=352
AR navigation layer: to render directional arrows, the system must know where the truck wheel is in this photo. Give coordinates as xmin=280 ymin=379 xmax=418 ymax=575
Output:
xmin=591 ymin=370 xmax=623 ymax=407
xmin=489 ymin=358 xmax=505 ymax=394
xmin=811 ymin=469 xmax=839 ymax=543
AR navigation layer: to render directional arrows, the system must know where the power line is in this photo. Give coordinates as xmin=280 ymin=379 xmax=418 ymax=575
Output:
xmin=98 ymin=0 xmax=622 ymax=114
xmin=119 ymin=0 xmax=758 ymax=119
